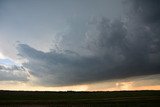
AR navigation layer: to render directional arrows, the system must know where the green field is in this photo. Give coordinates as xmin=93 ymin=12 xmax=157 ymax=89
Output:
xmin=0 ymin=90 xmax=160 ymax=107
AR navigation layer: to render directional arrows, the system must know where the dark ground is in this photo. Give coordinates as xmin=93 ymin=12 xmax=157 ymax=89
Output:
xmin=0 ymin=90 xmax=160 ymax=107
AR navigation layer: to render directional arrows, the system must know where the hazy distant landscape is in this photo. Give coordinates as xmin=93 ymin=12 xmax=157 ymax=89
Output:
xmin=0 ymin=90 xmax=160 ymax=107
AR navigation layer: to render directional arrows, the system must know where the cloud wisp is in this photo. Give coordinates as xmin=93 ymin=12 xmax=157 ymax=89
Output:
xmin=0 ymin=64 xmax=30 ymax=81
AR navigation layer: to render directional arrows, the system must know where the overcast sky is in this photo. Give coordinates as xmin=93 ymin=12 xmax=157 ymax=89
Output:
xmin=0 ymin=0 xmax=160 ymax=91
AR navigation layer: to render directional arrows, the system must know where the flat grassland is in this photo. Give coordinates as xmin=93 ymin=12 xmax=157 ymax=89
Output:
xmin=0 ymin=90 xmax=160 ymax=107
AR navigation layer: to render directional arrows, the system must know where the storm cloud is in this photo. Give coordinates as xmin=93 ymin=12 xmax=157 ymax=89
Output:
xmin=16 ymin=0 xmax=160 ymax=86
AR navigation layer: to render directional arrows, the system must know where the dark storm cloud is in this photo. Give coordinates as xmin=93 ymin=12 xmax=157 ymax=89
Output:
xmin=0 ymin=64 xmax=29 ymax=81
xmin=17 ymin=0 xmax=160 ymax=86
xmin=129 ymin=0 xmax=160 ymax=23
xmin=17 ymin=44 xmax=103 ymax=86
xmin=125 ymin=0 xmax=160 ymax=65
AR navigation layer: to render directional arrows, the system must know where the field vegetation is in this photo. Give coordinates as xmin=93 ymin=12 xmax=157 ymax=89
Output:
xmin=0 ymin=90 xmax=160 ymax=107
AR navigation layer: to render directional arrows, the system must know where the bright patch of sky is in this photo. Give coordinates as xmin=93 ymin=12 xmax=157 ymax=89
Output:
xmin=0 ymin=52 xmax=20 ymax=66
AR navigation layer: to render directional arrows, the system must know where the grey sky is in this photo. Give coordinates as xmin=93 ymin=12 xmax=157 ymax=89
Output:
xmin=0 ymin=0 xmax=123 ymax=57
